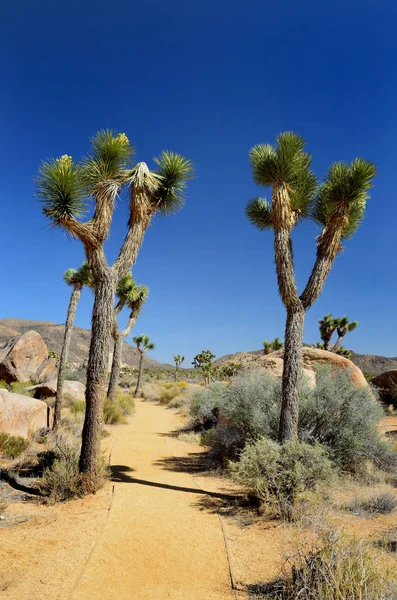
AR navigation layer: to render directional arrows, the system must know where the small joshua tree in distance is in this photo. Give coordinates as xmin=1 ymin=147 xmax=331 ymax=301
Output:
xmin=333 ymin=316 xmax=358 ymax=353
xmin=192 ymin=350 xmax=216 ymax=386
xmin=133 ymin=334 xmax=155 ymax=397
xmin=173 ymin=355 xmax=185 ymax=381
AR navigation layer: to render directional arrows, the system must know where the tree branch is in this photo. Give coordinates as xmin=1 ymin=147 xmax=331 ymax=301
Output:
xmin=113 ymin=219 xmax=151 ymax=279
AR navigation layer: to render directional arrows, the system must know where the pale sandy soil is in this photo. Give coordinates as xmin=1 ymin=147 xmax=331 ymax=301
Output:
xmin=1 ymin=399 xmax=397 ymax=600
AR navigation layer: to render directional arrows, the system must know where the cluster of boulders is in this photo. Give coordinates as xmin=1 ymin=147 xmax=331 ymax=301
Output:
xmin=0 ymin=330 xmax=85 ymax=439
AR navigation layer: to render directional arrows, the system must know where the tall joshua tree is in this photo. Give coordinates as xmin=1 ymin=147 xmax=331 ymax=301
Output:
xmin=173 ymin=355 xmax=185 ymax=381
xmin=107 ymin=273 xmax=149 ymax=401
xmin=246 ymin=132 xmax=376 ymax=442
xmin=133 ymin=335 xmax=155 ymax=397
xmin=319 ymin=314 xmax=339 ymax=351
xmin=36 ymin=130 xmax=193 ymax=490
xmin=332 ymin=316 xmax=358 ymax=353
xmin=54 ymin=262 xmax=92 ymax=429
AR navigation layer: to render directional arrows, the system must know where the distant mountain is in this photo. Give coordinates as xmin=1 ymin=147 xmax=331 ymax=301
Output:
xmin=0 ymin=318 xmax=163 ymax=369
xmin=215 ymin=348 xmax=397 ymax=376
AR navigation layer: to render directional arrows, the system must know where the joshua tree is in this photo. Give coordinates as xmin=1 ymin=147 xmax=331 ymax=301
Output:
xmin=36 ymin=130 xmax=193 ymax=490
xmin=173 ymin=355 xmax=185 ymax=381
xmin=263 ymin=337 xmax=283 ymax=355
xmin=107 ymin=273 xmax=149 ymax=401
xmin=272 ymin=337 xmax=283 ymax=351
xmin=246 ymin=132 xmax=376 ymax=442
xmin=192 ymin=350 xmax=216 ymax=386
xmin=263 ymin=340 xmax=272 ymax=355
xmin=133 ymin=335 xmax=155 ymax=397
xmin=54 ymin=262 xmax=92 ymax=429
xmin=332 ymin=316 xmax=358 ymax=353
xmin=319 ymin=314 xmax=339 ymax=351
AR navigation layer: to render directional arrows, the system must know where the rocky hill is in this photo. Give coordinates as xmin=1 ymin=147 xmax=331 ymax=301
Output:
xmin=0 ymin=318 xmax=163 ymax=369
xmin=215 ymin=348 xmax=397 ymax=376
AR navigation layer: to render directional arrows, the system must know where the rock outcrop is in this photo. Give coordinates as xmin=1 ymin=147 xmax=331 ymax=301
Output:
xmin=34 ymin=358 xmax=57 ymax=383
xmin=28 ymin=379 xmax=85 ymax=401
xmin=371 ymin=370 xmax=397 ymax=402
xmin=220 ymin=347 xmax=367 ymax=388
xmin=0 ymin=389 xmax=49 ymax=438
xmin=0 ymin=330 xmax=49 ymax=383
xmin=271 ymin=348 xmax=368 ymax=388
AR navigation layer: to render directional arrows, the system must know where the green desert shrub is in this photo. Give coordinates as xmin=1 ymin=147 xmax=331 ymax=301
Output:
xmin=0 ymin=433 xmax=29 ymax=459
xmin=0 ymin=380 xmax=8 ymax=389
xmin=230 ymin=438 xmax=333 ymax=521
xmin=298 ymin=367 xmax=397 ymax=474
xmin=38 ymin=428 xmax=108 ymax=501
xmin=253 ymin=526 xmax=397 ymax=599
xmin=348 ymin=491 xmax=397 ymax=516
xmin=103 ymin=399 xmax=126 ymax=425
xmin=9 ymin=381 xmax=33 ymax=396
xmin=70 ymin=399 xmax=86 ymax=415
xmin=189 ymin=385 xmax=225 ymax=429
xmin=64 ymin=367 xmax=87 ymax=384
xmin=158 ymin=384 xmax=180 ymax=405
xmin=115 ymin=393 xmax=135 ymax=415
xmin=195 ymin=367 xmax=395 ymax=474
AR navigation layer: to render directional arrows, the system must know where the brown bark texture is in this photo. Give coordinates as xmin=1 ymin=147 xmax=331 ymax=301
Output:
xmin=54 ymin=286 xmax=81 ymax=429
xmin=107 ymin=314 xmax=137 ymax=401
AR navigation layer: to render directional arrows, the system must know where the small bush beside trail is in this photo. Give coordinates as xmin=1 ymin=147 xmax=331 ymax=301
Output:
xmin=0 ymin=433 xmax=29 ymax=459
xmin=38 ymin=428 xmax=108 ymax=501
xmin=252 ymin=525 xmax=397 ymax=599
xmin=230 ymin=438 xmax=333 ymax=520
xmin=158 ymin=384 xmax=180 ymax=405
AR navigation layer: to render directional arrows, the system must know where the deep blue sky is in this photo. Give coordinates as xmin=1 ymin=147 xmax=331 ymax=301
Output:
xmin=1 ymin=0 xmax=396 ymax=364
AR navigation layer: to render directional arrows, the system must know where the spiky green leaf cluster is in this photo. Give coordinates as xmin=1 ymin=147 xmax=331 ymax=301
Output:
xmin=174 ymin=355 xmax=185 ymax=367
xmin=192 ymin=349 xmax=215 ymax=369
xmin=36 ymin=155 xmax=87 ymax=225
xmin=116 ymin=273 xmax=149 ymax=312
xmin=311 ymin=159 xmax=377 ymax=239
xmin=248 ymin=132 xmax=317 ymax=224
xmin=153 ymin=151 xmax=195 ymax=215
xmin=336 ymin=316 xmax=359 ymax=336
xmin=133 ymin=334 xmax=155 ymax=351
xmin=81 ymin=130 xmax=134 ymax=191
xmin=63 ymin=261 xmax=93 ymax=287
xmin=245 ymin=198 xmax=272 ymax=230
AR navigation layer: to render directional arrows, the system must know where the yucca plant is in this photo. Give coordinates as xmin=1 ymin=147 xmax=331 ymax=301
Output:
xmin=133 ymin=335 xmax=155 ymax=397
xmin=332 ymin=316 xmax=358 ymax=353
xmin=173 ymin=354 xmax=185 ymax=381
xmin=246 ymin=132 xmax=376 ymax=442
xmin=54 ymin=262 xmax=92 ymax=429
xmin=263 ymin=340 xmax=272 ymax=355
xmin=36 ymin=131 xmax=193 ymax=490
xmin=319 ymin=314 xmax=339 ymax=351
xmin=107 ymin=273 xmax=149 ymax=401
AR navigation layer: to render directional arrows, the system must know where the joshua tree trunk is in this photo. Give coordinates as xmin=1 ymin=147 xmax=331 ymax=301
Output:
xmin=174 ymin=365 xmax=178 ymax=382
xmin=79 ymin=264 xmax=116 ymax=490
xmin=134 ymin=352 xmax=144 ymax=397
xmin=278 ymin=307 xmax=305 ymax=443
xmin=54 ymin=285 xmax=81 ymax=428
xmin=107 ymin=314 xmax=137 ymax=401
xmin=332 ymin=335 xmax=344 ymax=353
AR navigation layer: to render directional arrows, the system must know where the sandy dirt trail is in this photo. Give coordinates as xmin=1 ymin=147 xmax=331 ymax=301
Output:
xmin=70 ymin=399 xmax=235 ymax=600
